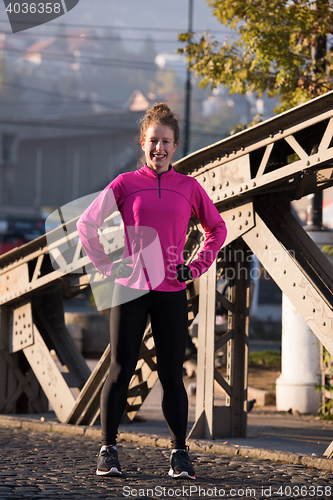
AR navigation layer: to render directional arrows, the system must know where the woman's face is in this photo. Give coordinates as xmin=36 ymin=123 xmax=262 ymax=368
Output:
xmin=141 ymin=124 xmax=178 ymax=173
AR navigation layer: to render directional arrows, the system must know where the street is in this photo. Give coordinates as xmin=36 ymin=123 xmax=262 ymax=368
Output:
xmin=0 ymin=426 xmax=332 ymax=499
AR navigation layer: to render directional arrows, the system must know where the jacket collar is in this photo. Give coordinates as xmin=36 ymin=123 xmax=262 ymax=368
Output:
xmin=141 ymin=164 xmax=175 ymax=178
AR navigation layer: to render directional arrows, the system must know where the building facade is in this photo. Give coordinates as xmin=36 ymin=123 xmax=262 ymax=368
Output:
xmin=0 ymin=109 xmax=143 ymax=217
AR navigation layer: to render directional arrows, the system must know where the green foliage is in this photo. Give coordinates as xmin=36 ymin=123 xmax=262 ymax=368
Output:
xmin=178 ymin=0 xmax=333 ymax=113
xmin=317 ymin=394 xmax=333 ymax=419
xmin=248 ymin=350 xmax=281 ymax=368
xmin=322 ymin=244 xmax=333 ymax=256
xmin=317 ymin=346 xmax=333 ymax=420
xmin=230 ymin=113 xmax=263 ymax=135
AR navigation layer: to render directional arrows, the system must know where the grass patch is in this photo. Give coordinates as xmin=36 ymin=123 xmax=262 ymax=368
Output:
xmin=249 ymin=350 xmax=281 ymax=369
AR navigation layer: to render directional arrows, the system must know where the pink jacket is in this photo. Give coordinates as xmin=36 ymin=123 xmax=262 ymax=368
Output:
xmin=77 ymin=165 xmax=227 ymax=292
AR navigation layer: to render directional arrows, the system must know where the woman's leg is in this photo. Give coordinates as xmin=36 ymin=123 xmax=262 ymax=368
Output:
xmin=100 ymin=286 xmax=149 ymax=446
xmin=150 ymin=289 xmax=189 ymax=449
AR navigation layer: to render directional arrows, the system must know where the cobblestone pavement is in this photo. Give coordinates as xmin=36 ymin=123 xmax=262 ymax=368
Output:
xmin=1 ymin=427 xmax=333 ymax=500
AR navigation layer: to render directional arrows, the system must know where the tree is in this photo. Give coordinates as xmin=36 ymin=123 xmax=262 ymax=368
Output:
xmin=178 ymin=0 xmax=333 ymax=114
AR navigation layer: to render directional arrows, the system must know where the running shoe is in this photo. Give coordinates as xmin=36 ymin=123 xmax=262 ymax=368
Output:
xmin=168 ymin=449 xmax=196 ymax=479
xmin=96 ymin=445 xmax=122 ymax=476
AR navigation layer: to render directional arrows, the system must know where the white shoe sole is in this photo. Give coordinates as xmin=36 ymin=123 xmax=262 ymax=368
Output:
xmin=168 ymin=469 xmax=196 ymax=479
xmin=96 ymin=467 xmax=122 ymax=477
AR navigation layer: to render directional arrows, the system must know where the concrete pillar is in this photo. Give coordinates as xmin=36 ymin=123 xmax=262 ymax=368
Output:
xmin=276 ymin=294 xmax=321 ymax=413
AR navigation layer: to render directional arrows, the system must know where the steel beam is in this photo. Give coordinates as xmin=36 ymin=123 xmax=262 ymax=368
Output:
xmin=188 ymin=238 xmax=251 ymax=439
xmin=188 ymin=261 xmax=216 ymax=440
xmin=225 ymin=239 xmax=250 ymax=437
xmin=0 ymin=304 xmax=48 ymax=414
xmin=23 ymin=324 xmax=77 ymax=423
xmin=243 ymin=208 xmax=333 ymax=355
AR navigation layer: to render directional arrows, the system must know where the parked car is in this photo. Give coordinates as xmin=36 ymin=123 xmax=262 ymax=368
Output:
xmin=0 ymin=217 xmax=45 ymax=255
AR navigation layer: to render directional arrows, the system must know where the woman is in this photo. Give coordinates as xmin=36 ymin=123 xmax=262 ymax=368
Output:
xmin=77 ymin=103 xmax=227 ymax=479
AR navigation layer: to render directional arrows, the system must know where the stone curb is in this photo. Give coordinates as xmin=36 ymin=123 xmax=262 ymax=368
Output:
xmin=0 ymin=415 xmax=332 ymax=472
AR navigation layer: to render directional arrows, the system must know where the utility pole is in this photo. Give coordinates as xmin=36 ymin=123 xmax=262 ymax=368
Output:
xmin=307 ymin=0 xmax=327 ymax=231
xmin=183 ymin=0 xmax=193 ymax=158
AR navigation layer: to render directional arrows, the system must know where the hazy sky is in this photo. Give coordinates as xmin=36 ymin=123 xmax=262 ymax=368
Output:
xmin=0 ymin=1 xmax=230 ymax=53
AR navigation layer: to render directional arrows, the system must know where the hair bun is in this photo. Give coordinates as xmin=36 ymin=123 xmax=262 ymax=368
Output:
xmin=152 ymin=103 xmax=171 ymax=114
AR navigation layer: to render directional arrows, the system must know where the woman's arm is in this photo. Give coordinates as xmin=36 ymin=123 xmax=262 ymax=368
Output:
xmin=188 ymin=180 xmax=227 ymax=279
xmin=76 ymin=179 xmax=122 ymax=276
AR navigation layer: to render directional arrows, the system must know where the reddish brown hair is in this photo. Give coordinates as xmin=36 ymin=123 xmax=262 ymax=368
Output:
xmin=140 ymin=102 xmax=179 ymax=144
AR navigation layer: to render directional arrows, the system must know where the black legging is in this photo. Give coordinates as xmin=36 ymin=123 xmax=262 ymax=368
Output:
xmin=100 ymin=284 xmax=189 ymax=449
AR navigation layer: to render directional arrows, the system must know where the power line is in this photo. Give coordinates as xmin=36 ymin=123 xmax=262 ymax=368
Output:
xmin=0 ymin=18 xmax=231 ymax=35
xmin=0 ymin=45 xmax=161 ymax=71
xmin=0 ymin=28 xmax=185 ymax=44
xmin=0 ymin=99 xmax=117 ymax=106
xmin=0 ymin=79 xmax=227 ymax=108
xmin=0 ymin=117 xmax=140 ymax=132
xmin=0 ymin=80 xmax=123 ymax=108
